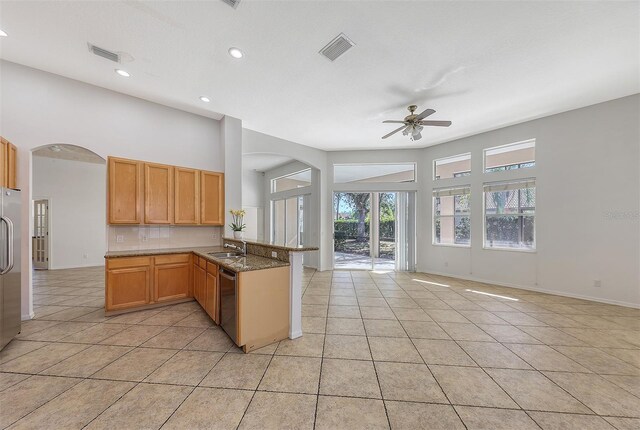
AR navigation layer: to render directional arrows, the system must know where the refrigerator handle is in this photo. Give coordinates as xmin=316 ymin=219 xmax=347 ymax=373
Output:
xmin=0 ymin=216 xmax=13 ymax=275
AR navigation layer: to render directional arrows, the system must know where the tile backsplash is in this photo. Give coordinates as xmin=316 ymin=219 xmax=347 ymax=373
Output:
xmin=108 ymin=225 xmax=223 ymax=251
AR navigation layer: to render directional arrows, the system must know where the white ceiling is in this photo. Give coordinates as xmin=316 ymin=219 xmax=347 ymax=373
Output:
xmin=0 ymin=1 xmax=638 ymax=151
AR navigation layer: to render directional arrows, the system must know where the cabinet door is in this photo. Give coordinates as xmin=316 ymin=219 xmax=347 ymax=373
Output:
xmin=0 ymin=138 xmax=7 ymax=188
xmin=7 ymin=143 xmax=17 ymax=190
xmin=106 ymin=260 xmax=152 ymax=312
xmin=108 ymin=157 xmax=143 ymax=224
xmin=194 ymin=264 xmax=206 ymax=306
xmin=154 ymin=254 xmax=191 ymax=303
xmin=175 ymin=168 xmax=200 ymax=224
xmin=200 ymin=171 xmax=224 ymax=225
xmin=205 ymin=263 xmax=219 ymax=323
xmin=144 ymin=163 xmax=174 ymax=224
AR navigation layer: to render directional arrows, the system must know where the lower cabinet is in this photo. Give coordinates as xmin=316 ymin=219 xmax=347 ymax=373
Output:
xmin=193 ymin=258 xmax=206 ymax=307
xmin=204 ymin=262 xmax=219 ymax=324
xmin=106 ymin=253 xmax=192 ymax=313
xmin=154 ymin=254 xmax=191 ymax=303
xmin=106 ymin=257 xmax=152 ymax=312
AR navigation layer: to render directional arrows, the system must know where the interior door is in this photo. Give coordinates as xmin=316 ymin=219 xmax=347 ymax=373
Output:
xmin=33 ymin=199 xmax=48 ymax=270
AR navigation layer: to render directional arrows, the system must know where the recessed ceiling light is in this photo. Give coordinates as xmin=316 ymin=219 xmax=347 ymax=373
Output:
xmin=228 ymin=47 xmax=244 ymax=59
xmin=0 ymin=30 xmax=7 ymax=37
xmin=199 ymin=96 xmax=211 ymax=103
xmin=115 ymin=69 xmax=130 ymax=77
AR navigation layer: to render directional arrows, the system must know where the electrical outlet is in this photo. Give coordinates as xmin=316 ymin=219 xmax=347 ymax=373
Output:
xmin=116 ymin=235 xmax=124 ymax=243
xmin=594 ymin=280 xmax=601 ymax=288
xmin=271 ymin=251 xmax=278 ymax=258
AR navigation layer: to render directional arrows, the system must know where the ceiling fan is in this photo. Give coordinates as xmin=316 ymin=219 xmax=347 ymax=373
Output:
xmin=382 ymin=105 xmax=452 ymax=141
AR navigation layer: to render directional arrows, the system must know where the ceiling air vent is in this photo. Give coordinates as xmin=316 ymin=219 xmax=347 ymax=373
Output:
xmin=88 ymin=44 xmax=120 ymax=63
xmin=319 ymin=33 xmax=355 ymax=61
xmin=220 ymin=0 xmax=241 ymax=9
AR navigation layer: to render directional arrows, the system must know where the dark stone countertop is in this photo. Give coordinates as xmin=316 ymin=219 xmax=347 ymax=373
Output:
xmin=104 ymin=246 xmax=290 ymax=273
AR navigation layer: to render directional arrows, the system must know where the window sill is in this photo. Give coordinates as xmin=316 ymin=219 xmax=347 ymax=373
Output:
xmin=482 ymin=246 xmax=536 ymax=253
xmin=432 ymin=243 xmax=471 ymax=249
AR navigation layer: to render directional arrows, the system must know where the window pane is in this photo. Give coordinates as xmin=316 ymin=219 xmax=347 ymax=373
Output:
xmin=434 ymin=153 xmax=471 ymax=180
xmin=485 ymin=140 xmax=535 ymax=172
xmin=334 ymin=163 xmax=415 ymax=183
xmin=272 ymin=169 xmax=312 ymax=193
xmin=455 ymin=216 xmax=471 ymax=245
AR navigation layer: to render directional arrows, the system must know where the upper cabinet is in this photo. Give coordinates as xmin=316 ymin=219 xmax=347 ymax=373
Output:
xmin=144 ymin=163 xmax=174 ymax=224
xmin=201 ymin=171 xmax=224 ymax=225
xmin=107 ymin=156 xmax=223 ymax=225
xmin=175 ymin=167 xmax=200 ymax=224
xmin=1 ymin=137 xmax=18 ymax=189
xmin=108 ymin=157 xmax=143 ymax=224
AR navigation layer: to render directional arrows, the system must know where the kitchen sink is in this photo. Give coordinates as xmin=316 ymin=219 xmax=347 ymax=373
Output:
xmin=209 ymin=252 xmax=244 ymax=258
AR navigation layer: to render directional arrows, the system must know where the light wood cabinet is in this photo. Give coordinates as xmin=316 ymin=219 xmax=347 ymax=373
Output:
xmin=107 ymin=157 xmax=223 ymax=225
xmin=1 ymin=137 xmax=18 ymax=189
xmin=201 ymin=171 xmax=224 ymax=225
xmin=205 ymin=262 xmax=219 ymax=323
xmin=175 ymin=168 xmax=200 ymax=224
xmin=144 ymin=163 xmax=174 ymax=224
xmin=105 ymin=257 xmax=152 ymax=312
xmin=153 ymin=254 xmax=191 ymax=303
xmin=108 ymin=157 xmax=143 ymax=224
xmin=193 ymin=259 xmax=206 ymax=307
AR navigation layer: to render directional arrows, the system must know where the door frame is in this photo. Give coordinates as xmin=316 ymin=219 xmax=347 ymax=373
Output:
xmin=332 ymin=191 xmax=416 ymax=271
xmin=32 ymin=198 xmax=50 ymax=270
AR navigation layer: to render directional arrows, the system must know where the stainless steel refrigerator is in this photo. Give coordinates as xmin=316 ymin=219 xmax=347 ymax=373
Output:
xmin=1 ymin=187 xmax=20 ymax=351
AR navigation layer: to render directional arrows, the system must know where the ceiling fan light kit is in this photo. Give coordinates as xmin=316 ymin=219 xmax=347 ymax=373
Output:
xmin=382 ymin=104 xmax=452 ymax=141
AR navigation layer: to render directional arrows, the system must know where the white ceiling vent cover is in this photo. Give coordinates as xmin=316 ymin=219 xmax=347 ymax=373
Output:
xmin=319 ymin=33 xmax=355 ymax=61
xmin=88 ymin=44 xmax=120 ymax=63
xmin=220 ymin=0 xmax=241 ymax=9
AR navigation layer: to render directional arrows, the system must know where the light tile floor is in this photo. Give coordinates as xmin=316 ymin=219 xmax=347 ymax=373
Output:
xmin=0 ymin=267 xmax=638 ymax=429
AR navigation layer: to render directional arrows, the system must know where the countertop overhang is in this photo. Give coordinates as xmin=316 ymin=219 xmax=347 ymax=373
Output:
xmin=104 ymin=246 xmax=290 ymax=272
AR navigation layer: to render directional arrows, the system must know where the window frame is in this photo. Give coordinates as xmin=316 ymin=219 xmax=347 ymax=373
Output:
xmin=433 ymin=153 xmax=472 ymax=181
xmin=270 ymin=168 xmax=312 ymax=193
xmin=432 ymin=186 xmax=471 ymax=248
xmin=483 ymin=139 xmax=536 ymax=174
xmin=482 ymin=180 xmax=536 ymax=252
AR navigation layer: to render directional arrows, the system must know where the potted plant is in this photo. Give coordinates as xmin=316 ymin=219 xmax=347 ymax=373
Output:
xmin=229 ymin=209 xmax=246 ymax=239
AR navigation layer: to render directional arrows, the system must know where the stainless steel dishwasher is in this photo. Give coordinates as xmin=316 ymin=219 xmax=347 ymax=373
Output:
xmin=219 ymin=268 xmax=237 ymax=343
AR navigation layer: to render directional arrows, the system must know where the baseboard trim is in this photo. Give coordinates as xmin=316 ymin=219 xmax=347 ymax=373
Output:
xmin=419 ymin=270 xmax=640 ymax=309
xmin=289 ymin=330 xmax=303 ymax=339
xmin=21 ymin=312 xmax=35 ymax=321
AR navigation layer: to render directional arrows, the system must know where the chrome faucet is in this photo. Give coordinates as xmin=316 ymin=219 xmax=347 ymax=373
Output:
xmin=224 ymin=240 xmax=247 ymax=256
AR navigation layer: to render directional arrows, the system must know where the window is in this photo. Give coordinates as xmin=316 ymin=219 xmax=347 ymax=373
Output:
xmin=484 ymin=180 xmax=535 ymax=250
xmin=434 ymin=153 xmax=471 ymax=180
xmin=433 ymin=186 xmax=471 ymax=246
xmin=271 ymin=169 xmax=311 ymax=193
xmin=334 ymin=163 xmax=415 ymax=184
xmin=484 ymin=140 xmax=535 ymax=173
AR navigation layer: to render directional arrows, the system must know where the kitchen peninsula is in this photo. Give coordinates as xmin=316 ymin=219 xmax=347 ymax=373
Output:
xmin=104 ymin=238 xmax=317 ymax=352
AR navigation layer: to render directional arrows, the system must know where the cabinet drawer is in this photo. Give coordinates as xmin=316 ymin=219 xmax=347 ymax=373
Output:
xmin=107 ymin=256 xmax=151 ymax=270
xmin=206 ymin=262 xmax=218 ymax=276
xmin=155 ymin=253 xmax=191 ymax=265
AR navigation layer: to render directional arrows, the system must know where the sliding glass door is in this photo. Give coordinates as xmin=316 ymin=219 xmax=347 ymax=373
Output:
xmin=334 ymin=192 xmax=415 ymax=271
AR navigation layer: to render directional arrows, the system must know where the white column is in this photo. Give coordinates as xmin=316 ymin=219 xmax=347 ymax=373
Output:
xmin=289 ymin=251 xmax=303 ymax=339
xmin=221 ymin=116 xmax=242 ymax=237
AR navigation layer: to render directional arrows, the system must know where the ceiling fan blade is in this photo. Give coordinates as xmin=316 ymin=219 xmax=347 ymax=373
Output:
xmin=419 ymin=120 xmax=452 ymax=127
xmin=416 ymin=108 xmax=436 ymax=120
xmin=382 ymin=120 xmax=406 ymax=124
xmin=382 ymin=125 xmax=407 ymax=139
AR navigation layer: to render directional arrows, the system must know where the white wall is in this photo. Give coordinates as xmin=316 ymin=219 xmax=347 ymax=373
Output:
xmin=421 ymin=94 xmax=640 ymax=307
xmin=0 ymin=60 xmax=224 ymax=319
xmin=32 ymin=156 xmax=106 ymax=269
